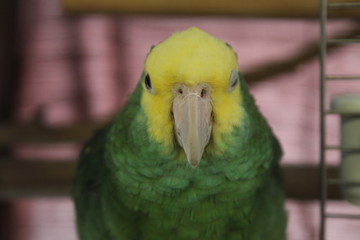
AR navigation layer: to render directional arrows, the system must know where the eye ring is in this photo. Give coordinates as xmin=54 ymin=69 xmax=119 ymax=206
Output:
xmin=144 ymin=73 xmax=155 ymax=94
xmin=227 ymin=69 xmax=239 ymax=93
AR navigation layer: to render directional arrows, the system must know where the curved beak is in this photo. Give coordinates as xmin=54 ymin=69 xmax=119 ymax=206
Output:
xmin=172 ymin=83 xmax=213 ymax=168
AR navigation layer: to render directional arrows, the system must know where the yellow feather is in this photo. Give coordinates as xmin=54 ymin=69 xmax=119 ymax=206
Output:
xmin=141 ymin=27 xmax=244 ymax=153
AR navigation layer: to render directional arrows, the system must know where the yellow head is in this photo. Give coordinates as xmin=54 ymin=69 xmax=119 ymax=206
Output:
xmin=141 ymin=27 xmax=244 ymax=167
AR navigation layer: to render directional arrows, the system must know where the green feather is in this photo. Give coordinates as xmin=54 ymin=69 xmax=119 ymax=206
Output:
xmin=73 ymin=66 xmax=287 ymax=240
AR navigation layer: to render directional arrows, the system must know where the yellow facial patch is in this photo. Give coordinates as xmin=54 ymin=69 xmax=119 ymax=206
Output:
xmin=141 ymin=27 xmax=244 ymax=153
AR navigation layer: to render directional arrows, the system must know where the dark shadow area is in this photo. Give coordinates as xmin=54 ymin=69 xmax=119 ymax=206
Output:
xmin=0 ymin=0 xmax=22 ymax=239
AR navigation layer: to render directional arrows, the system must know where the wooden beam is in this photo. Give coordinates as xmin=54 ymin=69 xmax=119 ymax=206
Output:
xmin=0 ymin=160 xmax=342 ymax=200
xmin=0 ymin=121 xmax=107 ymax=144
xmin=0 ymin=160 xmax=76 ymax=198
xmin=61 ymin=0 xmax=360 ymax=18
xmin=283 ymin=164 xmax=341 ymax=200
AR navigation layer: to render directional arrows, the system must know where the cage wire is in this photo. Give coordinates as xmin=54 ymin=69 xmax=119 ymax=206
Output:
xmin=319 ymin=0 xmax=360 ymax=239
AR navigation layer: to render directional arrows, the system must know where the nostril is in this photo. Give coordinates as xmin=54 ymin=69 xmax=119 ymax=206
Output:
xmin=201 ymin=89 xmax=206 ymax=98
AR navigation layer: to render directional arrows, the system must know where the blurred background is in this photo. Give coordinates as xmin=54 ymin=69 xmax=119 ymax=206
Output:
xmin=0 ymin=0 xmax=360 ymax=239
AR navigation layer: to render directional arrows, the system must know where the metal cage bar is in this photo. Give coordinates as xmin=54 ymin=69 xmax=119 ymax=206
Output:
xmin=319 ymin=1 xmax=360 ymax=239
xmin=328 ymin=2 xmax=360 ymax=8
xmin=326 ymin=213 xmax=360 ymax=219
xmin=327 ymin=38 xmax=360 ymax=44
xmin=319 ymin=0 xmax=328 ymax=239
xmin=326 ymin=75 xmax=360 ymax=80
xmin=325 ymin=145 xmax=360 ymax=151
xmin=328 ymin=179 xmax=360 ymax=187
xmin=325 ymin=110 xmax=360 ymax=115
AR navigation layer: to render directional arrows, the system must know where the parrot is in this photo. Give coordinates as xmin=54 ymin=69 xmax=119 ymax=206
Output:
xmin=73 ymin=27 xmax=287 ymax=240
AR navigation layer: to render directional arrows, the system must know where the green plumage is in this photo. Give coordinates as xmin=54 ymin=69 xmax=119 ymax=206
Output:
xmin=73 ymin=71 xmax=287 ymax=239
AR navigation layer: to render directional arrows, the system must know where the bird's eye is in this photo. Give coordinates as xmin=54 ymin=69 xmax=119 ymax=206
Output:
xmin=227 ymin=69 xmax=239 ymax=93
xmin=144 ymin=73 xmax=155 ymax=94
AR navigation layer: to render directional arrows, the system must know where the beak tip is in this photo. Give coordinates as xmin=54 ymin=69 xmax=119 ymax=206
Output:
xmin=189 ymin=159 xmax=200 ymax=168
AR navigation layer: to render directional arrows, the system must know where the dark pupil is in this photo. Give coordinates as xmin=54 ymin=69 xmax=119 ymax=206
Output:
xmin=231 ymin=77 xmax=238 ymax=87
xmin=145 ymin=74 xmax=152 ymax=89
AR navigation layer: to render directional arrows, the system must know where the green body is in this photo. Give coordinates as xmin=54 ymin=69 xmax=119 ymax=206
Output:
xmin=73 ymin=74 xmax=287 ymax=240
